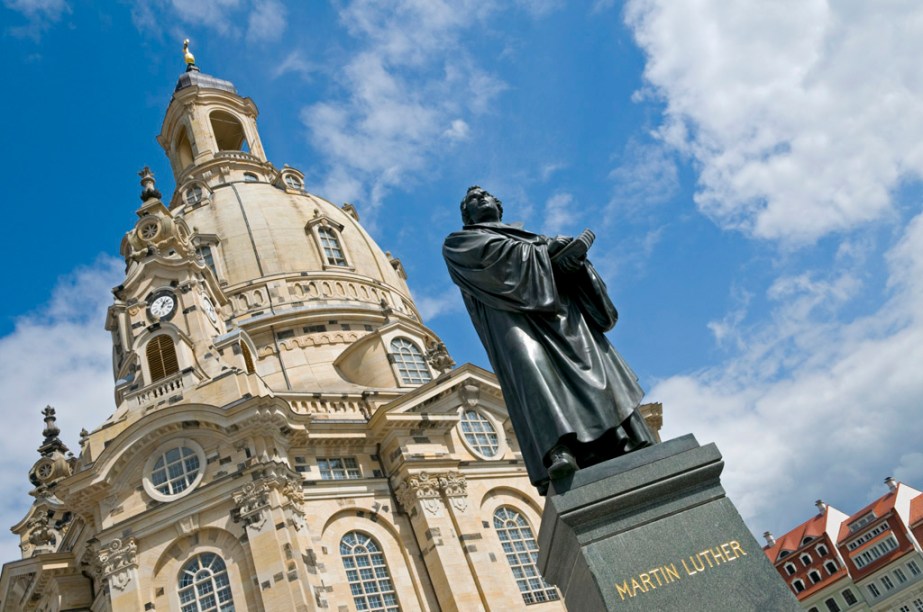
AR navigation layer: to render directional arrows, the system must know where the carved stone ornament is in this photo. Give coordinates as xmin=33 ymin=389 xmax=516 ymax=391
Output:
xmin=98 ymin=538 xmax=138 ymax=591
xmin=438 ymin=472 xmax=469 ymax=512
xmin=459 ymin=382 xmax=480 ymax=408
xmin=232 ymin=481 xmax=271 ymax=530
xmin=426 ymin=340 xmax=456 ymax=374
xmin=396 ymin=472 xmax=442 ymax=515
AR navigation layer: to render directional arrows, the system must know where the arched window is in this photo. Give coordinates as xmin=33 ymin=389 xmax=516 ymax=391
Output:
xmin=178 ymin=553 xmax=234 ymax=612
xmin=340 ymin=531 xmax=400 ymax=611
xmin=784 ymin=562 xmax=796 ymax=575
xmin=147 ymin=335 xmax=179 ymax=382
xmin=210 ymin=110 xmax=248 ymax=152
xmin=824 ymin=560 xmax=838 ymax=574
xmin=317 ymin=226 xmax=348 ymax=266
xmin=240 ymin=342 xmax=255 ymax=374
xmin=808 ymin=569 xmax=822 ymax=584
xmin=243 ymin=172 xmax=258 ymax=182
xmin=390 ymin=338 xmax=431 ymax=384
xmin=800 ymin=553 xmax=812 ymax=565
xmin=793 ymin=579 xmax=806 ymax=593
xmin=459 ymin=409 xmax=499 ymax=457
xmin=283 ymin=174 xmax=303 ymax=190
xmin=493 ymin=507 xmax=559 ymax=604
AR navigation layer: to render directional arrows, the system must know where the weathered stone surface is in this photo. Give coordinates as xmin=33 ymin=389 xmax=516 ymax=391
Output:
xmin=538 ymin=435 xmax=799 ymax=611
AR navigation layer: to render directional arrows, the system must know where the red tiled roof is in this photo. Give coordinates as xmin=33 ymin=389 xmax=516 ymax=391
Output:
xmin=910 ymin=493 xmax=923 ymax=527
xmin=837 ymin=490 xmax=899 ymax=542
xmin=764 ymin=512 xmax=826 ymax=562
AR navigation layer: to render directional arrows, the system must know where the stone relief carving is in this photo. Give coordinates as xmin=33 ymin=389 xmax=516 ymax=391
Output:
xmin=98 ymin=538 xmax=138 ymax=591
xmin=231 ymin=481 xmax=271 ymax=530
xmin=396 ymin=471 xmax=469 ymax=515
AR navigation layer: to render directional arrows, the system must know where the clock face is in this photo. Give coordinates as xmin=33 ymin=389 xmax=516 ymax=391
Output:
xmin=201 ymin=295 xmax=217 ymax=323
xmin=149 ymin=295 xmax=176 ymax=318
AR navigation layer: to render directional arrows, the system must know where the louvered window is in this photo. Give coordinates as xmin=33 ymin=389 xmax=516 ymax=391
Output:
xmin=147 ymin=335 xmax=179 ymax=382
xmin=240 ymin=342 xmax=255 ymax=374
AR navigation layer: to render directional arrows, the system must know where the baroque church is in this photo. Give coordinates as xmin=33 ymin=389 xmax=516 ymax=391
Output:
xmin=0 ymin=48 xmax=662 ymax=612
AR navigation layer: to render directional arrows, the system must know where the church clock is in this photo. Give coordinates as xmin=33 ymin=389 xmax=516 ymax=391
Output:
xmin=147 ymin=290 xmax=177 ymax=321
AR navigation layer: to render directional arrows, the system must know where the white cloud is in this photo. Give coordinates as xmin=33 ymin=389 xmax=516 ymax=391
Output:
xmin=444 ymin=119 xmax=470 ymax=142
xmin=653 ymin=212 xmax=923 ymax=536
xmin=273 ymin=49 xmax=316 ymax=80
xmin=0 ymin=256 xmax=122 ymax=563
xmin=131 ymin=0 xmax=283 ymax=41
xmin=246 ymin=0 xmax=285 ymax=44
xmin=605 ymin=139 xmax=678 ymax=224
xmin=625 ymin=0 xmax=923 ymax=243
xmin=4 ymin=0 xmax=70 ymax=38
xmin=541 ymin=192 xmax=575 ymax=235
xmin=301 ymin=0 xmax=509 ymax=215
xmin=412 ymin=286 xmax=465 ymax=321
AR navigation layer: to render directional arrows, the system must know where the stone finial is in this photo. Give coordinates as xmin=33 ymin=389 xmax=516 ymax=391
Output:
xmin=138 ymin=166 xmax=162 ymax=202
xmin=38 ymin=406 xmax=68 ymax=457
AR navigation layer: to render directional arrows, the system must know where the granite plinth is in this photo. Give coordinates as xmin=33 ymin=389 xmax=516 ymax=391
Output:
xmin=537 ymin=435 xmax=799 ymax=612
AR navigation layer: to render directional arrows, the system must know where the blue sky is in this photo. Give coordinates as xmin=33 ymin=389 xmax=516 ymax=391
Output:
xmin=2 ymin=0 xmax=923 ymax=562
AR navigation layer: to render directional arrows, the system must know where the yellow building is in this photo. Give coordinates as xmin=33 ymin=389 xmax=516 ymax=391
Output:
xmin=0 ymin=54 xmax=660 ymax=612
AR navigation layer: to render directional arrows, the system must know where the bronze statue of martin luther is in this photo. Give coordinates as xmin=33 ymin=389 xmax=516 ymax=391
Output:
xmin=443 ymin=186 xmax=656 ymax=493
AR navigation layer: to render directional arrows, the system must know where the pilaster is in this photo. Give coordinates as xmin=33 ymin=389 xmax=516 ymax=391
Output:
xmin=396 ymin=471 xmax=486 ymax=612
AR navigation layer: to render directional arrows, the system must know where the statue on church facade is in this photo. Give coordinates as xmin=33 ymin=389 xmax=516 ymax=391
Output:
xmin=443 ymin=186 xmax=656 ymax=493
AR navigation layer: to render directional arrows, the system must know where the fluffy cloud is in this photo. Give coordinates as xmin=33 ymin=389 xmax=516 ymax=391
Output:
xmin=131 ymin=0 xmax=281 ymax=41
xmin=3 ymin=0 xmax=70 ymax=38
xmin=625 ymin=0 xmax=923 ymax=243
xmin=301 ymin=0 xmax=508 ymax=214
xmin=622 ymin=0 xmax=923 ymax=536
xmin=654 ymin=210 xmax=923 ymax=534
xmin=0 ymin=257 xmax=122 ymax=563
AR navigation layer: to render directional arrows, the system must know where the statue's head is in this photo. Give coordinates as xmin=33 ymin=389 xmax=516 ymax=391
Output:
xmin=460 ymin=186 xmax=503 ymax=225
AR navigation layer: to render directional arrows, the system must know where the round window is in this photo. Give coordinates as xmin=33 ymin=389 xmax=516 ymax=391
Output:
xmin=458 ymin=409 xmax=501 ymax=458
xmin=143 ymin=440 xmax=206 ymax=502
xmin=284 ymin=174 xmax=303 ymax=189
xmin=185 ymin=185 xmax=203 ymax=205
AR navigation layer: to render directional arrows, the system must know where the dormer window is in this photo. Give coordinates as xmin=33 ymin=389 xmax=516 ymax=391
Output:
xmin=185 ymin=185 xmax=203 ymax=205
xmin=284 ymin=174 xmax=303 ymax=190
xmin=318 ymin=227 xmax=348 ymax=266
xmin=390 ymin=337 xmax=431 ymax=385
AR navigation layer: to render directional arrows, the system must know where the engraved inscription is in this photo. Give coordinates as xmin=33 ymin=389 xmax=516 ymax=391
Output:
xmin=614 ymin=540 xmax=748 ymax=601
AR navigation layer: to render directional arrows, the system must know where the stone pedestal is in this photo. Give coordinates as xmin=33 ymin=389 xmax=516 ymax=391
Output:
xmin=537 ymin=435 xmax=798 ymax=611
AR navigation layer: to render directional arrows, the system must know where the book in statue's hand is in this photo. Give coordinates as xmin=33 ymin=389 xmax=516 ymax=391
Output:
xmin=551 ymin=229 xmax=595 ymax=262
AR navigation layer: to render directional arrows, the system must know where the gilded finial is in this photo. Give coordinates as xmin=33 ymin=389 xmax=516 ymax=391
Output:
xmin=183 ymin=39 xmax=198 ymax=72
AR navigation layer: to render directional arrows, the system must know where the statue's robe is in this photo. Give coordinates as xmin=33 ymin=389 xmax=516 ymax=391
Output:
xmin=443 ymin=222 xmax=648 ymax=488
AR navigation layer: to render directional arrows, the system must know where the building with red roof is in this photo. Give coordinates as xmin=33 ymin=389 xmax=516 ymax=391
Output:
xmin=764 ymin=478 xmax=923 ymax=612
